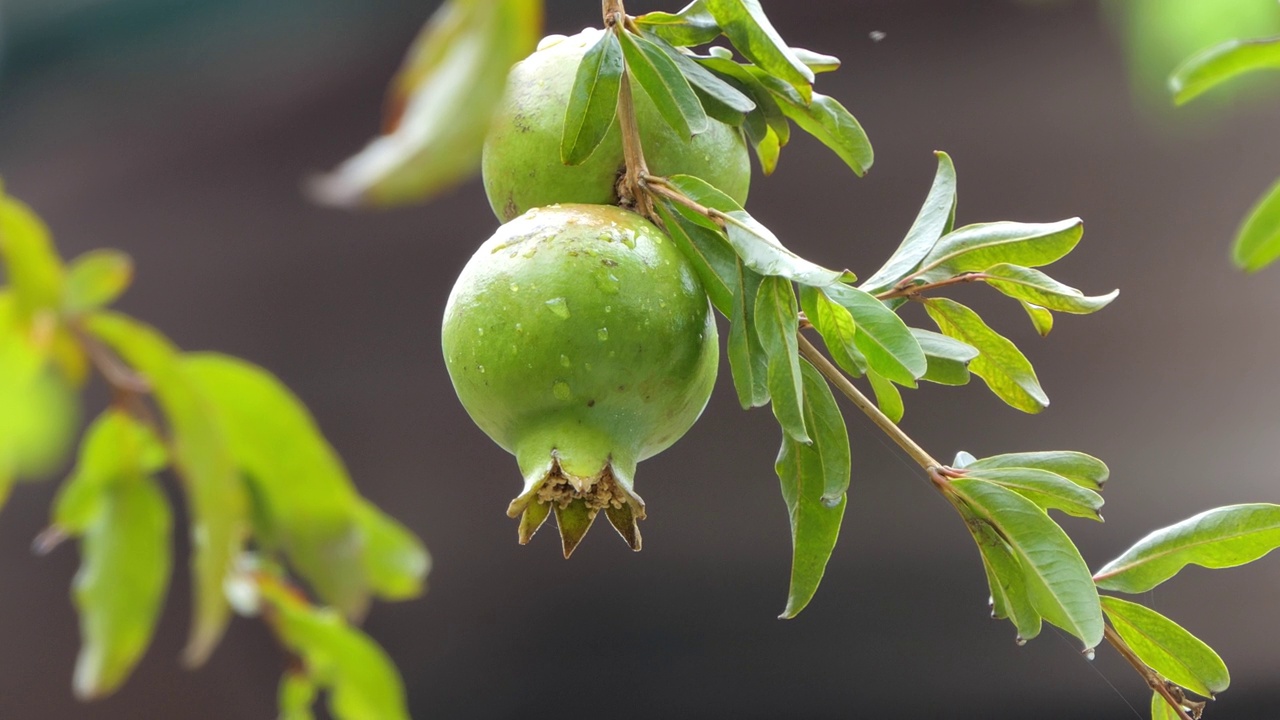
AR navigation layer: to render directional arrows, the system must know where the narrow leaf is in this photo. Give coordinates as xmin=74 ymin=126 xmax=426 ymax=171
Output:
xmin=636 ymin=1 xmax=721 ymax=47
xmin=1232 ymin=176 xmax=1280 ymax=272
xmin=962 ymin=505 xmax=1042 ymax=643
xmin=704 ymin=0 xmax=814 ymax=99
xmin=0 ymin=190 xmax=64 ymax=319
xmin=967 ymin=451 xmax=1109 ymax=491
xmin=561 ymin=31 xmax=625 ymax=165
xmin=912 ymin=328 xmax=977 ymax=387
xmin=774 ymin=92 xmax=873 ymax=177
xmin=1094 ymin=504 xmax=1280 ymax=593
xmin=0 ymin=300 xmax=78 ymax=483
xmin=64 ymin=250 xmax=133 ymax=315
xmin=54 ymin=411 xmax=168 ymax=535
xmin=643 ymin=33 xmax=755 ymax=121
xmin=861 ymin=151 xmax=958 ymax=294
xmin=695 ymin=55 xmax=790 ymax=145
xmin=924 ymin=297 xmax=1049 ymax=413
xmin=792 ymin=47 xmax=840 ymax=73
xmin=279 ymin=671 xmax=318 ymax=720
xmin=800 ymin=360 xmax=851 ymax=505
xmin=724 ymin=210 xmax=844 ymax=286
xmin=655 ymin=202 xmax=738 ymax=315
xmin=755 ymin=276 xmax=808 ymax=443
xmin=1101 ymin=596 xmax=1230 ymax=698
xmin=982 ymin=264 xmax=1118 ymax=314
xmin=1020 ymin=301 xmax=1054 ymax=336
xmin=727 ymin=261 xmax=770 ymax=408
xmin=618 ymin=31 xmax=708 ymax=138
xmin=1170 ymin=36 xmax=1280 ymax=105
xmin=1151 ymin=692 xmax=1185 ymax=720
xmin=916 ymin=219 xmax=1083 ymax=283
xmin=823 ymin=284 xmax=926 ymax=386
xmin=799 ymin=285 xmax=865 ymax=378
xmin=867 ymin=370 xmax=904 ymax=423
xmin=964 ymin=469 xmax=1103 ymax=521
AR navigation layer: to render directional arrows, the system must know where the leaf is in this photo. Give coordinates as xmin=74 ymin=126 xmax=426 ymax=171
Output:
xmin=184 ymin=354 xmax=429 ymax=616
xmin=354 ymin=502 xmax=432 ymax=601
xmin=1101 ymin=596 xmax=1230 ymax=699
xmin=823 ymin=284 xmax=926 ymax=386
xmin=655 ymin=202 xmax=738 ymax=315
xmin=1094 ymin=504 xmax=1280 ymax=594
xmin=924 ymin=297 xmax=1049 ymax=413
xmin=1021 ymin=301 xmax=1054 ymax=336
xmin=0 ymin=189 xmax=64 ymax=319
xmin=260 ymin=578 xmax=411 ymax=720
xmin=799 ymin=285 xmax=865 ymax=378
xmin=55 ymin=411 xmax=168 ymax=535
xmin=866 ymin=370 xmax=904 ymax=424
xmin=0 ymin=301 xmax=78 ymax=484
xmin=618 ymin=30 xmax=708 ymax=138
xmin=1170 ymin=36 xmax=1280 ymax=105
xmin=311 ymin=0 xmax=541 ymax=206
xmin=775 ymin=380 xmax=847 ymax=619
xmin=962 ymin=505 xmax=1042 ymax=643
xmin=800 ymin=360 xmax=851 ymax=505
xmin=704 ymin=0 xmax=814 ymax=100
xmin=963 ymin=468 xmax=1103 ymax=522
xmin=86 ymin=312 xmax=249 ymax=666
xmin=561 ymin=30 xmax=625 ymax=165
xmin=982 ymin=264 xmax=1118 ymax=314
xmin=952 ymin=451 xmax=978 ymax=469
xmin=755 ymin=276 xmax=808 ymax=443
xmin=642 ymin=32 xmax=756 ymax=123
xmin=753 ymin=126 xmax=781 ymax=175
xmin=916 ymin=219 xmax=1083 ymax=283
xmin=912 ymin=328 xmax=977 ymax=387
xmin=278 ymin=671 xmax=318 ymax=720
xmin=791 ymin=47 xmax=840 ymax=73
xmin=636 ymin=1 xmax=721 ymax=46
xmin=950 ymin=478 xmax=1103 ymax=650
xmin=695 ymin=55 xmax=790 ymax=146
xmin=774 ymin=92 xmax=873 ymax=177
xmin=861 ymin=151 xmax=958 ymax=294
xmin=71 ymin=474 xmax=171 ymax=700
xmin=966 ymin=451 xmax=1109 ymax=491
xmin=1232 ymin=176 xmax=1280 ymax=272
xmin=727 ymin=261 xmax=770 ymax=408
xmin=64 ymin=250 xmax=133 ymax=315
xmin=1151 ymin=692 xmax=1185 ymax=720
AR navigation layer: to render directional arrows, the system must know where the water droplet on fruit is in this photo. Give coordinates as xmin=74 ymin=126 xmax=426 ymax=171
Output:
xmin=605 ymin=305 xmax=612 ymax=313
xmin=545 ymin=298 xmax=570 ymax=318
xmin=620 ymin=229 xmax=637 ymax=249
xmin=597 ymin=328 xmax=608 ymax=341
xmin=552 ymin=381 xmax=572 ymax=401
xmin=477 ymin=327 xmax=484 ymax=336
xmin=515 ymin=323 xmax=524 ymax=333
xmin=510 ymin=283 xmax=520 ymax=292
xmin=478 ymin=365 xmax=486 ymax=374
xmin=595 ymin=272 xmax=620 ymax=294
xmin=560 ymin=354 xmax=571 ymax=367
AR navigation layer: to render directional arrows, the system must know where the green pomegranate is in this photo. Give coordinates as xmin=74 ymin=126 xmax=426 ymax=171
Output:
xmin=482 ymin=29 xmax=752 ymax=223
xmin=442 ymin=204 xmax=718 ymax=556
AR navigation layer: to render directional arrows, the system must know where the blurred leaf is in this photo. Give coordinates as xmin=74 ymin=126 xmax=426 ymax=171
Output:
xmin=823 ymin=284 xmax=926 ymax=386
xmin=184 ymin=354 xmax=427 ymax=614
xmin=924 ymin=298 xmax=1049 ymax=413
xmin=1020 ymin=301 xmax=1054 ymax=336
xmin=792 ymin=47 xmax=840 ymax=73
xmin=755 ymin=276 xmax=808 ymax=443
xmin=1170 ymin=36 xmax=1280 ymax=104
xmin=636 ymin=1 xmax=721 ymax=46
xmin=354 ymin=502 xmax=431 ymax=601
xmin=1101 ymin=596 xmax=1230 ymax=698
xmin=655 ymin=202 xmax=738 ymax=315
xmin=963 ymin=468 xmax=1103 ymax=521
xmin=799 ymin=285 xmax=864 ymax=378
xmin=861 ymin=152 xmax=958 ymax=294
xmin=728 ymin=261 xmax=770 ymax=408
xmin=55 ymin=411 xmax=167 ymax=535
xmin=912 ymin=328 xmax=976 ymax=387
xmin=967 ymin=451 xmax=1109 ymax=491
xmin=950 ymin=478 xmax=1103 ymax=650
xmin=562 ymin=30 xmax=625 ymax=166
xmin=278 ymin=671 xmax=318 ymax=720
xmin=916 ymin=219 xmax=1083 ymax=283
xmin=260 ymin=578 xmax=411 ymax=720
xmin=800 ymin=360 xmax=851 ymax=505
xmin=86 ymin=312 xmax=248 ymax=666
xmin=619 ymin=30 xmax=708 ymax=138
xmin=311 ymin=0 xmax=541 ymax=207
xmin=64 ymin=250 xmax=133 ymax=315
xmin=982 ymin=264 xmax=1118 ymax=314
xmin=776 ymin=365 xmax=848 ymax=619
xmin=0 ymin=297 xmax=78 ymax=486
xmin=0 ymin=190 xmax=64 ymax=319
xmin=1232 ymin=177 xmax=1280 ymax=272
xmin=1094 ymin=504 xmax=1280 ymax=593
xmin=866 ymin=370 xmax=903 ymax=424
xmin=704 ymin=0 xmax=814 ymax=100
xmin=962 ymin=504 xmax=1042 ymax=643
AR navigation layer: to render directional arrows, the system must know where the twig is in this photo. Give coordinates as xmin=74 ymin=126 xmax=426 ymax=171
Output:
xmin=603 ymin=0 xmax=653 ymax=218
xmin=1104 ymin=625 xmax=1199 ymax=720
xmin=875 ymin=272 xmax=987 ymax=301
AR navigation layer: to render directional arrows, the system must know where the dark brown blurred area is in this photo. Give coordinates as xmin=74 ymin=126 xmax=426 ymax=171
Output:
xmin=2 ymin=0 xmax=1280 ymax=718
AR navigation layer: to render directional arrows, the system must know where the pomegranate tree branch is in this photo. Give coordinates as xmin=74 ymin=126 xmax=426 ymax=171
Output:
xmin=1104 ymin=625 xmax=1200 ymax=720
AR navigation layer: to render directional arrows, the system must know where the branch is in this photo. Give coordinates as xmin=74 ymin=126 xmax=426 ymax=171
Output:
xmin=875 ymin=272 xmax=988 ymax=302
xmin=603 ymin=0 xmax=653 ymax=217
xmin=1104 ymin=625 xmax=1200 ymax=720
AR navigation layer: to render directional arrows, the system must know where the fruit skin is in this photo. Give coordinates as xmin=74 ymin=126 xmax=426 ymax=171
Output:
xmin=482 ymin=29 xmax=752 ymax=223
xmin=442 ymin=204 xmax=718 ymax=553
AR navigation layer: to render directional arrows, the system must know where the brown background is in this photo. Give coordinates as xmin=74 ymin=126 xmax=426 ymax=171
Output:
xmin=1 ymin=0 xmax=1279 ymax=717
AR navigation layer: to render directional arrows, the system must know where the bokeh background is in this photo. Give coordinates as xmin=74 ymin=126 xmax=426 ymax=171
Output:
xmin=2 ymin=0 xmax=1279 ymax=717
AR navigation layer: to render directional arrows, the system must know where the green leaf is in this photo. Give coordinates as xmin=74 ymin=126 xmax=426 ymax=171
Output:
xmin=982 ymin=264 xmax=1118 ymax=314
xmin=952 ymin=451 xmax=978 ymax=469
xmin=1094 ymin=504 xmax=1280 ymax=594
xmin=0 ymin=189 xmax=64 ymax=319
xmin=311 ymin=0 xmax=541 ymax=206
xmin=1170 ymin=36 xmax=1280 ymax=105
xmin=961 ymin=504 xmax=1042 ymax=643
xmin=278 ymin=671 xmax=318 ymax=720
xmin=64 ymin=250 xmax=133 ymax=315
xmin=85 ymin=312 xmax=249 ymax=666
xmin=963 ymin=468 xmax=1103 ymax=522
xmin=1101 ymin=596 xmax=1230 ymax=698
xmin=55 ymin=411 xmax=168 ymax=534
xmin=966 ymin=451 xmax=1109 ymax=491
xmin=184 ymin=354 xmax=428 ymax=616
xmin=636 ymin=1 xmax=721 ymax=47
xmin=774 ymin=92 xmax=873 ymax=177
xmin=800 ymin=360 xmax=851 ymax=505
xmin=260 ymin=578 xmax=411 ymax=720
xmin=753 ymin=126 xmax=782 ymax=175
xmin=791 ymin=47 xmax=840 ymax=73
xmin=727 ymin=261 xmax=770 ymax=408
xmin=704 ymin=0 xmax=814 ymax=100
xmin=695 ymin=55 xmax=790 ymax=146
xmin=1020 ymin=301 xmax=1054 ymax=336
xmin=1151 ymin=692 xmax=1185 ymax=720
xmin=823 ymin=284 xmax=926 ymax=386
xmin=0 ymin=301 xmax=79 ymax=484
xmin=664 ymin=173 xmax=745 ymax=221
xmin=561 ymin=30 xmax=625 ymax=166
xmin=1232 ymin=176 xmax=1280 ymax=272
xmin=71 ymin=475 xmax=171 ymax=700
xmin=655 ymin=202 xmax=737 ymax=315
xmin=866 ymin=370 xmax=904 ymax=424
xmin=950 ymin=478 xmax=1103 ymax=650
xmin=776 ymin=378 xmax=847 ymax=619
xmin=618 ymin=30 xmax=708 ymax=138
xmin=799 ymin=285 xmax=865 ymax=378
xmin=912 ymin=328 xmax=977 ymax=387
xmin=924 ymin=297 xmax=1049 ymax=413
xmin=755 ymin=276 xmax=808 ymax=443
xmin=354 ymin=502 xmax=432 ymax=600
xmin=916 ymin=219 xmax=1083 ymax=283
xmin=642 ymin=32 xmax=755 ymax=124
xmin=861 ymin=151 xmax=958 ymax=294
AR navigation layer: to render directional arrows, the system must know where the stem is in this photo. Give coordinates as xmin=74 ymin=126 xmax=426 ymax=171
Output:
xmin=603 ymin=0 xmax=653 ymax=218
xmin=1104 ymin=625 xmax=1198 ymax=720
xmin=875 ymin=272 xmax=987 ymax=302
